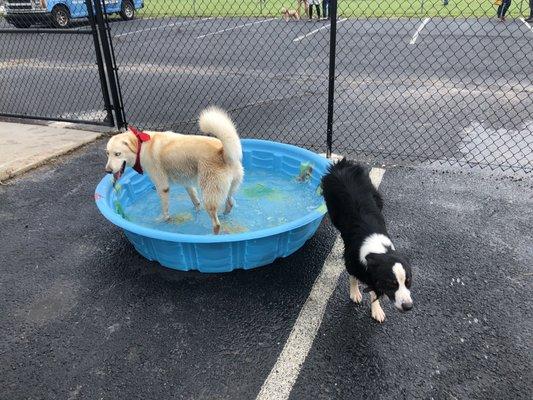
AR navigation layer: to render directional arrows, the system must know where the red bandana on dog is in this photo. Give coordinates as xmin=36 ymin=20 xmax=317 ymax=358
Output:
xmin=129 ymin=126 xmax=151 ymax=174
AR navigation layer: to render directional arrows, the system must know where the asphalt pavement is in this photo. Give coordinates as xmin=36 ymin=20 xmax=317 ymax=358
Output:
xmin=0 ymin=139 xmax=531 ymax=399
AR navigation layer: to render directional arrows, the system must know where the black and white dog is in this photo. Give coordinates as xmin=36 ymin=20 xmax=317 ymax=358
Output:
xmin=321 ymin=159 xmax=413 ymax=322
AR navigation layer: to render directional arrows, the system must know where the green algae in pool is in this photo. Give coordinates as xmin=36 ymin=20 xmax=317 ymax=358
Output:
xmin=121 ymin=169 xmax=324 ymax=235
xmin=169 ymin=212 xmax=193 ymax=225
xmin=242 ymin=183 xmax=284 ymax=201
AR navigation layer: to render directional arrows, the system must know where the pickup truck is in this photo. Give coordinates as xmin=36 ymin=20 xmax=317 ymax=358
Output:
xmin=4 ymin=0 xmax=144 ymax=28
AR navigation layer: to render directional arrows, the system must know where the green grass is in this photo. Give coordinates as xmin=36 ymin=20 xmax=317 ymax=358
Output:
xmin=139 ymin=0 xmax=528 ymax=18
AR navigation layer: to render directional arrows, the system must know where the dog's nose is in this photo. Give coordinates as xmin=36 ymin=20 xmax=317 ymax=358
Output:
xmin=105 ymin=168 xmax=112 ymax=174
xmin=402 ymin=302 xmax=413 ymax=311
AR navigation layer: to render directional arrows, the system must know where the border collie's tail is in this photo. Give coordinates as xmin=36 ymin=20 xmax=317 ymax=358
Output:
xmin=199 ymin=106 xmax=242 ymax=165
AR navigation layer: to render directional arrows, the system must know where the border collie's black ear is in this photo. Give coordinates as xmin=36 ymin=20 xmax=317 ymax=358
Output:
xmin=365 ymin=253 xmax=382 ymax=267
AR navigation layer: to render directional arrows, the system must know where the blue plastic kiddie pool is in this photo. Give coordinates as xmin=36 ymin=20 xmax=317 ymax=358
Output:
xmin=95 ymin=139 xmax=331 ymax=272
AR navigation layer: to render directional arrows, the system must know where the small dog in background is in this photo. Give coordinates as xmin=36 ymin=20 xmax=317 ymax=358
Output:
xmin=104 ymin=107 xmax=243 ymax=234
xmin=321 ymin=159 xmax=413 ymax=323
xmin=281 ymin=7 xmax=300 ymax=21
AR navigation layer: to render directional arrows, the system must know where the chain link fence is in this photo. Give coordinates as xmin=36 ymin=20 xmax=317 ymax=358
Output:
xmin=0 ymin=1 xmax=116 ymax=125
xmin=108 ymin=1 xmax=332 ymax=153
xmin=334 ymin=0 xmax=533 ymax=172
xmin=0 ymin=0 xmax=131 ymax=126
xmin=1 ymin=0 xmax=532 ymax=172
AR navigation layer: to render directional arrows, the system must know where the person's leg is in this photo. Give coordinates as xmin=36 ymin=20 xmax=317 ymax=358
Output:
xmin=497 ymin=3 xmax=504 ymax=18
xmin=502 ymin=0 xmax=511 ymax=17
xmin=308 ymin=1 xmax=313 ymax=19
xmin=316 ymin=4 xmax=321 ymax=19
xmin=527 ymin=0 xmax=533 ymax=20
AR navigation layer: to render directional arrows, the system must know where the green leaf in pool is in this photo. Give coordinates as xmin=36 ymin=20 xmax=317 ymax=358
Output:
xmin=297 ymin=162 xmax=313 ymax=182
xmin=169 ymin=212 xmax=193 ymax=225
xmin=113 ymin=200 xmax=128 ymax=220
xmin=243 ymin=183 xmax=284 ymax=201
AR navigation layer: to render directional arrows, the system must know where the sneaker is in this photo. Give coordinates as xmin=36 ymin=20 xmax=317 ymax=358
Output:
xmin=525 ymin=17 xmax=533 ymax=23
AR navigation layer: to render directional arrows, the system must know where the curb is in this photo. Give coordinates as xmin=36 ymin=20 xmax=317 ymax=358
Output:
xmin=0 ymin=115 xmax=117 ymax=135
xmin=0 ymin=132 xmax=105 ymax=184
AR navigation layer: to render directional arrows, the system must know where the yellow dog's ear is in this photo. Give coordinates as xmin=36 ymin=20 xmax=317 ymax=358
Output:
xmin=122 ymin=134 xmax=137 ymax=153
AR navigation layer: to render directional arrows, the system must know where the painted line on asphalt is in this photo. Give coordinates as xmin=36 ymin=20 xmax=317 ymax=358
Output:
xmin=293 ymin=18 xmax=347 ymax=42
xmin=409 ymin=17 xmax=430 ymax=45
xmin=520 ymin=18 xmax=533 ymax=35
xmin=256 ymin=167 xmax=386 ymax=400
xmin=114 ymin=17 xmax=214 ymax=38
xmin=197 ymin=18 xmax=276 ymax=39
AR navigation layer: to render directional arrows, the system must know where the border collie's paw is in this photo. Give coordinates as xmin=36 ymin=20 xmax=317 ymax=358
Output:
xmin=349 ymin=276 xmax=362 ymax=304
xmin=350 ymin=289 xmax=363 ymax=304
xmin=371 ymin=305 xmax=386 ymax=323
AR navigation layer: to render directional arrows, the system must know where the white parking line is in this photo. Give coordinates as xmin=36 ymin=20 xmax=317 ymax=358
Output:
xmin=409 ymin=17 xmax=430 ymax=45
xmin=196 ymin=18 xmax=275 ymax=39
xmin=520 ymin=18 xmax=533 ymax=35
xmin=256 ymin=167 xmax=386 ymax=400
xmin=293 ymin=18 xmax=347 ymax=42
xmin=114 ymin=17 xmax=214 ymax=38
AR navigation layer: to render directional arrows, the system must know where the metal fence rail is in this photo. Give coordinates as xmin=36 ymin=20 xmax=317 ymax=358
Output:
xmin=0 ymin=0 xmax=532 ymax=172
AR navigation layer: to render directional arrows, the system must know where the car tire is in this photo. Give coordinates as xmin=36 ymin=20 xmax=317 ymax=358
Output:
xmin=120 ymin=0 xmax=135 ymax=21
xmin=51 ymin=5 xmax=70 ymax=28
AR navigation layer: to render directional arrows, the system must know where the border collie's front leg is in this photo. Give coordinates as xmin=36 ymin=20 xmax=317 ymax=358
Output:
xmin=349 ymin=275 xmax=362 ymax=303
xmin=370 ymin=291 xmax=386 ymax=323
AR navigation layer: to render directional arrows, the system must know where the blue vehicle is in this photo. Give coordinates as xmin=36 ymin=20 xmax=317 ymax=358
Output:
xmin=4 ymin=0 xmax=144 ymax=28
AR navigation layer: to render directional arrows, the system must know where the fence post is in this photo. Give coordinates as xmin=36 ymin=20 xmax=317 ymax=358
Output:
xmin=93 ymin=0 xmax=127 ymax=129
xmin=85 ymin=0 xmax=113 ymax=125
xmin=326 ymin=0 xmax=338 ymax=158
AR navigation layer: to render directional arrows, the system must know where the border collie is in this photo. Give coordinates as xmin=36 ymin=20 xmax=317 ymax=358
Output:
xmin=321 ymin=159 xmax=413 ymax=322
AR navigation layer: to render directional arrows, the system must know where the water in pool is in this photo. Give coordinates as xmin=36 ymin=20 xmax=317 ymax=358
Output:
xmin=119 ymin=169 xmax=324 ymax=235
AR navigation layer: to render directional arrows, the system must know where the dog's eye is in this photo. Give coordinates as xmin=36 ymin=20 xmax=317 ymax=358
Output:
xmin=114 ymin=152 xmax=121 ymax=157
